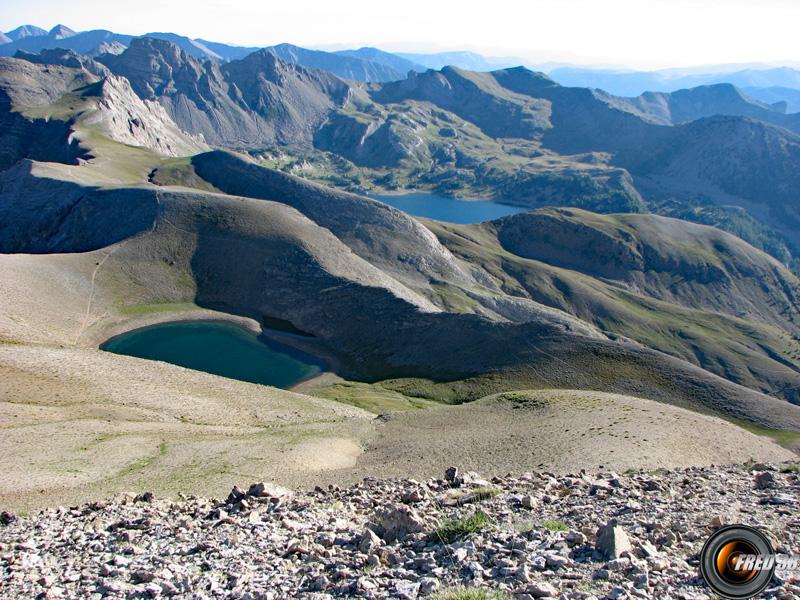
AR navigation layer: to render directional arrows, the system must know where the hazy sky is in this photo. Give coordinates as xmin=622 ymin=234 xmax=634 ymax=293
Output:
xmin=2 ymin=0 xmax=799 ymax=69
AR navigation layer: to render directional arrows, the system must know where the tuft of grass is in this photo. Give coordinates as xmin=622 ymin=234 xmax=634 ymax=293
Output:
xmin=780 ymin=463 xmax=800 ymax=474
xmin=457 ymin=486 xmax=500 ymax=505
xmin=541 ymin=519 xmax=568 ymax=532
xmin=431 ymin=587 xmax=511 ymax=600
xmin=434 ymin=510 xmax=491 ymax=544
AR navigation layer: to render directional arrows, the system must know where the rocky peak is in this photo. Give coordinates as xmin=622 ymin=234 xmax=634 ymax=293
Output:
xmin=223 ymin=48 xmax=288 ymax=81
xmin=492 ymin=66 xmax=560 ymax=94
xmin=5 ymin=25 xmax=47 ymax=41
xmin=97 ymin=36 xmax=219 ymax=99
xmin=48 ymin=25 xmax=76 ymax=40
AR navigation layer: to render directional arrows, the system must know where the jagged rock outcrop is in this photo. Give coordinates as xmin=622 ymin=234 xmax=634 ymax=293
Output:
xmin=98 ymin=37 xmax=356 ymax=148
xmin=79 ymin=75 xmax=208 ymax=156
xmin=0 ymin=54 xmax=207 ymax=164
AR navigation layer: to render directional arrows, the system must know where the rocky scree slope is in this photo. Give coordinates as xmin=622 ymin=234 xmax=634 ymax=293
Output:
xmin=1 ymin=463 xmax=799 ymax=598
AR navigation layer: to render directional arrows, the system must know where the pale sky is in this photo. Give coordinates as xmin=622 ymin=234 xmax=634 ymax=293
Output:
xmin=1 ymin=0 xmax=799 ymax=70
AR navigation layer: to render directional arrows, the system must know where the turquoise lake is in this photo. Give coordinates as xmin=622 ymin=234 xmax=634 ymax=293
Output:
xmin=370 ymin=192 xmax=527 ymax=224
xmin=101 ymin=321 xmax=324 ymax=388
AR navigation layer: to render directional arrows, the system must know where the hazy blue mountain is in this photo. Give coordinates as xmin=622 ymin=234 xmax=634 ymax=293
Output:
xmin=0 ymin=32 xmax=10 ymax=45
xmin=335 ymin=47 xmax=424 ymax=74
xmin=549 ymin=66 xmax=800 ymax=96
xmin=396 ymin=51 xmax=522 ymax=72
xmin=265 ymin=43 xmax=405 ymax=81
xmin=605 ymin=83 xmax=800 ymax=132
xmin=0 ymin=25 xmax=415 ymax=80
xmin=48 ymin=25 xmax=76 ymax=40
xmin=5 ymin=25 xmax=47 ymax=41
xmin=744 ymin=86 xmax=800 ymax=113
xmin=0 ymin=28 xmax=133 ymax=57
xmin=194 ymin=39 xmax=260 ymax=61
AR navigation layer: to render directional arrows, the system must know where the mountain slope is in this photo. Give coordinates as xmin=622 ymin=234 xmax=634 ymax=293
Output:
xmin=0 ymin=28 xmax=134 ymax=57
xmin=0 ymin=54 xmax=206 ymax=171
xmin=3 ymin=47 xmax=800 ymax=415
xmin=397 ymin=51 xmax=521 ymax=72
xmin=609 ymin=84 xmax=800 ymax=132
xmin=4 ymin=157 xmax=799 ymax=428
xmin=426 ymin=212 xmax=800 ymax=404
xmin=265 ymin=43 xmax=406 ymax=82
xmin=548 ymin=65 xmax=800 ymax=97
xmin=98 ymin=38 xmax=354 ymax=148
xmin=744 ymin=86 xmax=800 ymax=113
xmin=5 ymin=25 xmax=47 ymax=41
xmin=335 ymin=47 xmax=424 ymax=74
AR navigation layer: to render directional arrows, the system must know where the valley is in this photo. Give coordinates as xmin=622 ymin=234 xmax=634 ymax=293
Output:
xmin=4 ymin=9 xmax=800 ymax=599
xmin=0 ymin=27 xmax=799 ymax=522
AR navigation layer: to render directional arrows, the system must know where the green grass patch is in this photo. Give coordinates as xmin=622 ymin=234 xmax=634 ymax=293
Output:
xmin=542 ymin=519 xmax=568 ymax=532
xmin=434 ymin=510 xmax=491 ymax=544
xmin=727 ymin=418 xmax=800 ymax=449
xmin=431 ymin=587 xmax=511 ymax=600
xmin=780 ymin=463 xmax=800 ymax=474
xmin=309 ymin=380 xmax=436 ymax=413
xmin=457 ymin=487 xmax=500 ymax=505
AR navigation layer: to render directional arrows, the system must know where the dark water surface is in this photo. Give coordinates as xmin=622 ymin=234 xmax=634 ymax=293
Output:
xmin=370 ymin=192 xmax=527 ymax=224
xmin=101 ymin=321 xmax=323 ymax=388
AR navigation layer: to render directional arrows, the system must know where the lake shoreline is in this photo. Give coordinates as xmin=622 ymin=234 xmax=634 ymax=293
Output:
xmin=101 ymin=318 xmax=328 ymax=389
xmin=367 ymin=191 xmax=527 ymax=224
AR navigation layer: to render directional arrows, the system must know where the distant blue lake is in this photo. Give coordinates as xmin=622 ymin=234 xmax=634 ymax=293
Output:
xmin=101 ymin=321 xmax=324 ymax=388
xmin=370 ymin=192 xmax=527 ymax=224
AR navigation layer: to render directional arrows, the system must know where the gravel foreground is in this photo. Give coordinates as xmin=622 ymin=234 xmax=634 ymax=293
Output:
xmin=1 ymin=462 xmax=799 ymax=599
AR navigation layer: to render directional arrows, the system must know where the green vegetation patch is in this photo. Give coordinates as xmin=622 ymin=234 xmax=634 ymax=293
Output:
xmin=434 ymin=509 xmax=492 ymax=544
xmin=431 ymin=587 xmax=511 ymax=600
xmin=309 ymin=380 xmax=436 ymax=413
xmin=455 ymin=487 xmax=501 ymax=505
xmin=727 ymin=418 xmax=800 ymax=450
xmin=542 ymin=519 xmax=568 ymax=532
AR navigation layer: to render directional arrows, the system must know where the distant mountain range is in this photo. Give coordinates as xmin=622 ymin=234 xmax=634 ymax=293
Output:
xmin=6 ymin=34 xmax=798 ymax=280
xmin=548 ymin=66 xmax=800 ymax=105
xmin=5 ymin=23 xmax=800 ymax=109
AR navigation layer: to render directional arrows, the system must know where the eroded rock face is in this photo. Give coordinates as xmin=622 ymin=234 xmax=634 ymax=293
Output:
xmin=0 ymin=54 xmax=207 ymax=164
xmin=97 ymin=37 xmax=355 ymax=148
xmin=79 ymin=75 xmax=208 ymax=156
